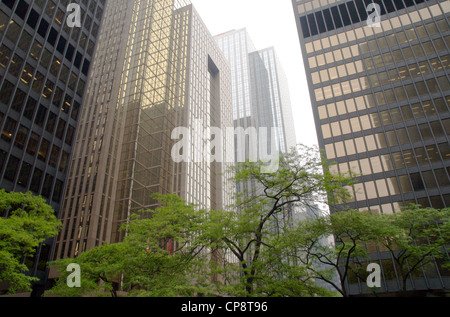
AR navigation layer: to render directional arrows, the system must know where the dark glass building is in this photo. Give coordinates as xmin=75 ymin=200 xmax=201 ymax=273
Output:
xmin=292 ymin=0 xmax=449 ymax=295
xmin=0 ymin=0 xmax=105 ymax=295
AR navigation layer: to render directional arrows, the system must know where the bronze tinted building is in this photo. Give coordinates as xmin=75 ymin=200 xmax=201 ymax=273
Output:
xmin=292 ymin=0 xmax=449 ymax=295
xmin=54 ymin=0 xmax=233 ymax=259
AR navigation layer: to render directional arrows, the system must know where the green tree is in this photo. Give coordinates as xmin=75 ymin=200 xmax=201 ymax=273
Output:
xmin=0 ymin=190 xmax=61 ymax=294
xmin=283 ymin=205 xmax=450 ymax=297
xmin=281 ymin=210 xmax=377 ymax=297
xmin=210 ymin=145 xmax=353 ymax=297
xmin=47 ymin=194 xmax=216 ymax=297
xmin=369 ymin=205 xmax=450 ymax=295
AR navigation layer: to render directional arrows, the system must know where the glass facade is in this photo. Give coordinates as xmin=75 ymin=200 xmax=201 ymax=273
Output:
xmin=215 ymin=30 xmax=297 ymax=183
xmin=54 ymin=0 xmax=234 ymax=259
xmin=292 ymin=0 xmax=449 ymax=294
xmin=0 ymin=0 xmax=105 ymax=294
xmin=250 ymin=47 xmax=297 ymax=153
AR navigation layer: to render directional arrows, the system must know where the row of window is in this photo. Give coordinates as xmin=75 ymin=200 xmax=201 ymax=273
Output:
xmin=1 ymin=114 xmax=73 ymax=162
xmin=1 ymin=150 xmax=65 ymax=202
xmin=4 ymin=0 xmax=104 ymax=36
xmin=330 ymin=142 xmax=450 ymax=178
xmin=0 ymin=35 xmax=87 ymax=98
xmin=311 ymin=38 xmax=449 ymax=85
xmin=299 ymin=0 xmax=440 ymax=39
xmin=318 ymin=94 xmax=448 ymax=121
xmin=342 ymin=167 xmax=450 ymax=204
xmin=347 ymin=257 xmax=448 ymax=287
xmin=308 ymin=20 xmax=449 ymax=71
xmin=304 ymin=5 xmax=448 ymax=54
xmin=315 ymin=71 xmax=449 ymax=103
xmin=353 ymin=194 xmax=449 ymax=216
xmin=324 ymin=123 xmax=449 ymax=160
xmin=1 ymin=77 xmax=82 ymax=123
xmin=322 ymin=112 xmax=449 ymax=140
xmin=0 ymin=5 xmax=93 ymax=76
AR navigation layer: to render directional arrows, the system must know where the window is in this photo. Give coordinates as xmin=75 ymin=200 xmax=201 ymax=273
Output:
xmin=0 ymin=80 xmax=15 ymax=105
xmin=56 ymin=119 xmax=66 ymax=139
xmin=4 ymin=156 xmax=20 ymax=181
xmin=26 ymin=132 xmax=40 ymax=156
xmin=1 ymin=117 xmax=17 ymax=143
xmin=40 ymin=49 xmax=52 ymax=68
xmin=423 ymin=171 xmax=437 ymax=190
xmin=34 ymin=105 xmax=48 ymax=127
xmin=37 ymin=18 xmax=50 ymax=38
xmin=14 ymin=125 xmax=28 ymax=150
xmin=59 ymin=151 xmax=69 ymax=173
xmin=435 ymin=169 xmax=450 ymax=187
xmin=11 ymin=88 xmax=26 ymax=113
xmin=5 ymin=20 xmax=21 ymax=44
xmin=49 ymin=145 xmax=60 ymax=168
xmin=8 ymin=54 xmax=24 ymax=77
xmin=21 ymin=63 xmax=34 ymax=85
xmin=46 ymin=111 xmax=57 ymax=134
xmin=410 ymin=173 xmax=425 ymax=191
xmin=32 ymin=71 xmax=45 ymax=93
xmin=17 ymin=162 xmax=32 ymax=188
xmin=38 ymin=139 xmax=50 ymax=162
xmin=0 ymin=10 xmax=9 ymax=37
xmin=0 ymin=44 xmax=12 ymax=69
xmin=26 ymin=9 xmax=39 ymax=28
xmin=29 ymin=41 xmax=43 ymax=61
xmin=30 ymin=168 xmax=43 ymax=193
xmin=53 ymin=179 xmax=64 ymax=203
xmin=50 ymin=57 xmax=61 ymax=76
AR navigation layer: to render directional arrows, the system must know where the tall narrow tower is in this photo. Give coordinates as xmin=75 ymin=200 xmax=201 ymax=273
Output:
xmin=54 ymin=0 xmax=233 ymax=259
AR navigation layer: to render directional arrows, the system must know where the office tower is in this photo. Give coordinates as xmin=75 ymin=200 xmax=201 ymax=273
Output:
xmin=53 ymin=0 xmax=233 ymax=259
xmin=250 ymin=47 xmax=297 ymax=153
xmin=214 ymin=30 xmax=298 ymax=269
xmin=214 ymin=29 xmax=297 ymax=173
xmin=292 ymin=0 xmax=449 ymax=295
xmin=0 ymin=0 xmax=105 ymax=294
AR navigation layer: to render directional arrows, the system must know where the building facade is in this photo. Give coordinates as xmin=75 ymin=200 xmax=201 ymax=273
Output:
xmin=54 ymin=0 xmax=234 ymax=259
xmin=0 ymin=0 xmax=105 ymax=294
xmin=292 ymin=0 xmax=449 ymax=295
xmin=249 ymin=47 xmax=297 ymax=153
xmin=214 ymin=29 xmax=297 ymax=180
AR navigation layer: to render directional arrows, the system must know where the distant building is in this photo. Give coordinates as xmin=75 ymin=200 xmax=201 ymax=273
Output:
xmin=214 ymin=29 xmax=297 ymax=164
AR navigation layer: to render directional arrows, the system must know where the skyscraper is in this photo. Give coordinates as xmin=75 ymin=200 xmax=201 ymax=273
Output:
xmin=214 ymin=30 xmax=298 ymax=268
xmin=54 ymin=0 xmax=233 ymax=259
xmin=0 ymin=0 xmax=105 ymax=294
xmin=292 ymin=0 xmax=449 ymax=295
xmin=214 ymin=29 xmax=297 ymax=176
xmin=249 ymin=47 xmax=297 ymax=153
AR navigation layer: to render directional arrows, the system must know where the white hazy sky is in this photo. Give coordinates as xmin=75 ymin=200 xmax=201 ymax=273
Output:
xmin=190 ymin=0 xmax=319 ymax=146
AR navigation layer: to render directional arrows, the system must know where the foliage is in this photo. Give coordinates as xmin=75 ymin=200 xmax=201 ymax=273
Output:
xmin=369 ymin=205 xmax=450 ymax=293
xmin=285 ymin=205 xmax=450 ymax=296
xmin=0 ymin=190 xmax=61 ymax=294
xmin=48 ymin=194 xmax=216 ymax=297
xmin=45 ymin=145 xmax=450 ymax=297
xmin=208 ymin=145 xmax=353 ymax=296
